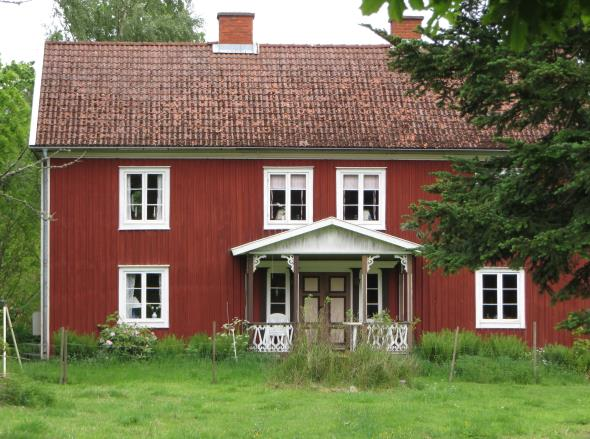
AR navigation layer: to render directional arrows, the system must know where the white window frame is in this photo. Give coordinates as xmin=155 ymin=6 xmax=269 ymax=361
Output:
xmin=336 ymin=168 xmax=386 ymax=230
xmin=119 ymin=167 xmax=170 ymax=230
xmin=365 ymin=270 xmax=383 ymax=321
xmin=266 ymin=270 xmax=291 ymax=321
xmin=475 ymin=268 xmax=525 ymax=329
xmin=263 ymin=167 xmax=314 ymax=230
xmin=118 ymin=265 xmax=169 ymax=328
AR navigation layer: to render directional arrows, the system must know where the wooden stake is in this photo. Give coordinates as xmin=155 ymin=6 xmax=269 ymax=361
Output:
xmin=449 ymin=326 xmax=460 ymax=382
xmin=211 ymin=321 xmax=217 ymax=384
xmin=533 ymin=321 xmax=538 ymax=383
xmin=59 ymin=328 xmax=67 ymax=385
xmin=6 ymin=307 xmax=22 ymax=370
xmin=2 ymin=306 xmax=6 ymax=378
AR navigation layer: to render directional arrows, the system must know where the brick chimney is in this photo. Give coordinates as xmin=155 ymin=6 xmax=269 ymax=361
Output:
xmin=217 ymin=12 xmax=255 ymax=44
xmin=390 ymin=16 xmax=423 ymax=39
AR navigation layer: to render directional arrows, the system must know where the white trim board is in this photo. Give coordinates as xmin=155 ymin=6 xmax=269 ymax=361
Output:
xmin=29 ymin=44 xmax=46 ymax=146
xmin=231 ymin=217 xmax=420 ymax=256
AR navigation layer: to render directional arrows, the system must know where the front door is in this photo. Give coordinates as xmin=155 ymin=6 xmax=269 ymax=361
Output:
xmin=300 ymin=273 xmax=349 ymax=346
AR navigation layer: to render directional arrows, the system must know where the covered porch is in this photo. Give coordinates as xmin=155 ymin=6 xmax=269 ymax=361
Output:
xmin=231 ymin=218 xmax=420 ymax=353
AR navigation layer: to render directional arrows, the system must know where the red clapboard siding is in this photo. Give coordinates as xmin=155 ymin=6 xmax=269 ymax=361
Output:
xmin=48 ymin=157 xmax=589 ymax=345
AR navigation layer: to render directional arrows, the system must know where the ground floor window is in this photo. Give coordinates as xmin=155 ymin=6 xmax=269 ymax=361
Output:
xmin=118 ymin=266 xmax=169 ymax=328
xmin=475 ymin=268 xmax=525 ymax=329
xmin=366 ymin=271 xmax=382 ymax=320
xmin=267 ymin=271 xmax=290 ymax=321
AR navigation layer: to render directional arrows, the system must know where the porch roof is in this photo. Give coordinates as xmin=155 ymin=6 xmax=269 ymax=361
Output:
xmin=231 ymin=217 xmax=420 ymax=256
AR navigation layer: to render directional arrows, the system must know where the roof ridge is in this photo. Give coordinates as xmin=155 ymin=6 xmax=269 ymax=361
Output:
xmin=44 ymin=41 xmax=390 ymax=49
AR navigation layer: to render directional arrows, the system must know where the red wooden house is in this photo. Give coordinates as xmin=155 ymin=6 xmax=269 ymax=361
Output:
xmin=29 ymin=13 xmax=588 ymax=356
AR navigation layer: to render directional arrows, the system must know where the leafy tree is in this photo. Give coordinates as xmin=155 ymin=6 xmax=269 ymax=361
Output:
xmin=360 ymin=0 xmax=590 ymax=50
xmin=50 ymin=0 xmax=204 ymax=42
xmin=0 ymin=60 xmax=39 ymax=326
xmin=371 ymin=1 xmax=590 ymax=308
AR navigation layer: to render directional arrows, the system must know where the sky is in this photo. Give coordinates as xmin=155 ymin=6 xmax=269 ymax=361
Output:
xmin=0 ymin=0 xmax=409 ymax=72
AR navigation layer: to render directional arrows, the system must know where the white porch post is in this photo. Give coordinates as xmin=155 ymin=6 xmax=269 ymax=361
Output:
xmin=406 ymin=255 xmax=414 ymax=349
xmin=360 ymin=255 xmax=368 ymax=323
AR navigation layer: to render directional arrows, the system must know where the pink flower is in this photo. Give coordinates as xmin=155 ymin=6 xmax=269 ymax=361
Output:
xmin=105 ymin=340 xmax=113 ymax=346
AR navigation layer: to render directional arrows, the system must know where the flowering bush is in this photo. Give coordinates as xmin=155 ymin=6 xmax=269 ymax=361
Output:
xmin=98 ymin=313 xmax=157 ymax=359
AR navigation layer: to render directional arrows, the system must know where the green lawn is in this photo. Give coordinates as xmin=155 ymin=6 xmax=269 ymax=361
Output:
xmin=0 ymin=356 xmax=589 ymax=438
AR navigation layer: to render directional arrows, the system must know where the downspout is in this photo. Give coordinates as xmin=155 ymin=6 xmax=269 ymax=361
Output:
xmin=40 ymin=148 xmax=49 ymax=359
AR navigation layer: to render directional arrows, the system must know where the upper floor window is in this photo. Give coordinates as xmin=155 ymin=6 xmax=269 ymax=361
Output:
xmin=475 ymin=268 xmax=525 ymax=329
xmin=118 ymin=266 xmax=169 ymax=328
xmin=119 ymin=167 xmax=170 ymax=230
xmin=263 ymin=167 xmax=313 ymax=230
xmin=336 ymin=168 xmax=386 ymax=229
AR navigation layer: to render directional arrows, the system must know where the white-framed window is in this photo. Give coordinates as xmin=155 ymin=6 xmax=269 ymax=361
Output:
xmin=263 ymin=167 xmax=313 ymax=230
xmin=336 ymin=168 xmax=386 ymax=229
xmin=266 ymin=271 xmax=291 ymax=321
xmin=118 ymin=266 xmax=169 ymax=328
xmin=475 ymin=268 xmax=525 ymax=329
xmin=366 ymin=271 xmax=382 ymax=320
xmin=119 ymin=167 xmax=170 ymax=230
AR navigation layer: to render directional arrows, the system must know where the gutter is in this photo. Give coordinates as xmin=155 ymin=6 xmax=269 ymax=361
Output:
xmin=40 ymin=148 xmax=50 ymax=359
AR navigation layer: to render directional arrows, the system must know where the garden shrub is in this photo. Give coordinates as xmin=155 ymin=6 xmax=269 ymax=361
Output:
xmin=0 ymin=376 xmax=54 ymax=407
xmin=187 ymin=333 xmax=211 ymax=357
xmin=543 ymin=344 xmax=576 ymax=369
xmin=187 ymin=331 xmax=249 ymax=359
xmin=153 ymin=335 xmax=185 ymax=357
xmin=52 ymin=330 xmax=98 ymax=360
xmin=348 ymin=343 xmax=418 ymax=388
xmin=98 ymin=313 xmax=157 ymax=359
xmin=419 ymin=329 xmax=480 ymax=362
xmin=480 ymin=334 xmax=529 ymax=359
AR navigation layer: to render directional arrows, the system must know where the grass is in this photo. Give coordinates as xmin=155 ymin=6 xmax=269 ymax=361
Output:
xmin=0 ymin=356 xmax=589 ymax=438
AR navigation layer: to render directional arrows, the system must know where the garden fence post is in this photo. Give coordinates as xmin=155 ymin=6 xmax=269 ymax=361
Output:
xmin=59 ymin=327 xmax=68 ymax=384
xmin=533 ymin=321 xmax=538 ymax=383
xmin=449 ymin=326 xmax=460 ymax=382
xmin=6 ymin=307 xmax=22 ymax=370
xmin=2 ymin=304 xmax=6 ymax=378
xmin=212 ymin=321 xmax=217 ymax=384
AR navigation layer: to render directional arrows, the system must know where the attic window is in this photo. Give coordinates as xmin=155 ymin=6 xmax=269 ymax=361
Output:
xmin=212 ymin=43 xmax=259 ymax=54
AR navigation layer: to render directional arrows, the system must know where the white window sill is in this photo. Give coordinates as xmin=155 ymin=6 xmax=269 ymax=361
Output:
xmin=476 ymin=320 xmax=525 ymax=329
xmin=119 ymin=319 xmax=169 ymax=329
xmin=264 ymin=221 xmax=312 ymax=230
xmin=119 ymin=223 xmax=170 ymax=231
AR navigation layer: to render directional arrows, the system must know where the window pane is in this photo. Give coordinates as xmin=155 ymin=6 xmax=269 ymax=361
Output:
xmin=330 ymin=277 xmax=345 ymax=292
xmin=146 ymin=304 xmax=161 ymax=319
xmin=304 ymin=277 xmax=318 ymax=292
xmin=344 ymin=205 xmax=358 ymax=220
xmin=364 ymin=175 xmax=379 ymax=190
xmin=271 ymin=273 xmax=286 ymax=288
xmin=270 ymin=175 xmax=286 ymax=190
xmin=291 ymin=205 xmax=305 ymax=221
xmin=130 ymin=189 xmax=142 ymax=205
xmin=146 ymin=288 xmax=161 ymax=303
xmin=367 ymin=305 xmax=379 ymax=319
xmin=270 ymin=189 xmax=286 ymax=205
xmin=146 ymin=273 xmax=160 ymax=288
xmin=343 ymin=190 xmax=358 ymax=205
xmin=343 ymin=175 xmax=358 ymax=190
xmin=503 ymin=290 xmax=517 ymax=304
xmin=128 ymin=174 xmax=142 ymax=189
xmin=290 ymin=174 xmax=306 ymax=190
xmin=270 ymin=303 xmax=286 ymax=314
xmin=483 ymin=290 xmax=497 ymax=304
xmin=363 ymin=206 xmax=378 ymax=221
xmin=271 ymin=288 xmax=286 ymax=302
xmin=367 ymin=289 xmax=379 ymax=303
xmin=503 ymin=274 xmax=517 ymax=289
xmin=147 ymin=189 xmax=161 ymax=204
xmin=291 ymin=189 xmax=305 ymax=205
xmin=363 ymin=190 xmax=378 ymax=205
xmin=147 ymin=174 xmax=161 ymax=190
xmin=503 ymin=305 xmax=518 ymax=319
xmin=127 ymin=305 xmax=141 ymax=319
xmin=271 ymin=205 xmax=286 ymax=220
xmin=367 ymin=274 xmax=378 ymax=289
xmin=147 ymin=205 xmax=162 ymax=220
xmin=482 ymin=274 xmax=497 ymax=289
xmin=483 ymin=304 xmax=498 ymax=319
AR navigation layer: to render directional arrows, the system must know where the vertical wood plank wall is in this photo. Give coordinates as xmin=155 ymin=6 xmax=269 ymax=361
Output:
xmin=49 ymin=158 xmax=588 ymax=345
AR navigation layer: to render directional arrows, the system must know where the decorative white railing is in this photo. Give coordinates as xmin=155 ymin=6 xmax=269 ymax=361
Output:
xmin=249 ymin=323 xmax=294 ymax=353
xmin=365 ymin=322 xmax=409 ymax=353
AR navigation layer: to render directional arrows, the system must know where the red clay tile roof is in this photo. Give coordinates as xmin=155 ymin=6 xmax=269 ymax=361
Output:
xmin=35 ymin=41 xmax=531 ymax=149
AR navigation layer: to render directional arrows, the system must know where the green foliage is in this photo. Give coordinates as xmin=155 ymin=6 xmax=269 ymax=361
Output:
xmin=0 ymin=376 xmax=54 ymax=408
xmin=453 ymin=355 xmax=535 ymax=384
xmin=98 ymin=313 xmax=157 ymax=359
xmin=419 ymin=330 xmax=528 ymax=362
xmin=360 ymin=0 xmax=590 ymax=50
xmin=0 ymin=60 xmax=39 ymax=328
xmin=153 ymin=335 xmax=185 ymax=357
xmin=557 ymin=309 xmax=590 ymax=335
xmin=50 ymin=0 xmax=204 ymax=42
xmin=348 ymin=343 xmax=418 ymax=388
xmin=186 ymin=332 xmax=211 ymax=357
xmin=52 ymin=330 xmax=98 ymax=360
xmin=186 ymin=331 xmax=249 ymax=359
xmin=543 ymin=343 xmax=577 ymax=368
